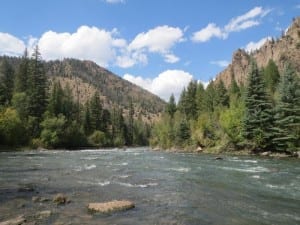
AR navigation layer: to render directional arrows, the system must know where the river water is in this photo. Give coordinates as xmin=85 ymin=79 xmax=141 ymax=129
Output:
xmin=0 ymin=147 xmax=299 ymax=225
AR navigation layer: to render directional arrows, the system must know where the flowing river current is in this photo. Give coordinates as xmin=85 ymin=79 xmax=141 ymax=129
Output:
xmin=0 ymin=147 xmax=299 ymax=225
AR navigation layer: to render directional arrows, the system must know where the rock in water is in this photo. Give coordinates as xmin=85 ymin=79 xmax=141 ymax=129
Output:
xmin=53 ymin=193 xmax=69 ymax=205
xmin=87 ymin=200 xmax=135 ymax=214
xmin=0 ymin=215 xmax=26 ymax=225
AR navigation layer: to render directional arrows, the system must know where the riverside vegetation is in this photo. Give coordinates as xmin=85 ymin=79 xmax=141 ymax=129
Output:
xmin=150 ymin=59 xmax=300 ymax=155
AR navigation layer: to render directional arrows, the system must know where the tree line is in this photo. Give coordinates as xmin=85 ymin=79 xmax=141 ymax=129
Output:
xmin=150 ymin=59 xmax=300 ymax=154
xmin=0 ymin=47 xmax=150 ymax=149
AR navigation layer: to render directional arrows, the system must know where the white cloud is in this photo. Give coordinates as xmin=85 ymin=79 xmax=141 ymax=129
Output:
xmin=192 ymin=23 xmax=224 ymax=42
xmin=164 ymin=54 xmax=180 ymax=63
xmin=225 ymin=7 xmax=268 ymax=32
xmin=244 ymin=36 xmax=271 ymax=53
xmin=105 ymin=0 xmax=125 ymax=4
xmin=210 ymin=60 xmax=229 ymax=67
xmin=128 ymin=25 xmax=183 ymax=64
xmin=0 ymin=32 xmax=26 ymax=56
xmin=38 ymin=26 xmax=119 ymax=67
xmin=129 ymin=25 xmax=184 ymax=53
xmin=124 ymin=70 xmax=194 ymax=101
xmin=192 ymin=6 xmax=271 ymax=43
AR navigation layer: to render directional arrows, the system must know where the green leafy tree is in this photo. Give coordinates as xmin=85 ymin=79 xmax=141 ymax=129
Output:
xmin=40 ymin=114 xmax=67 ymax=148
xmin=243 ymin=60 xmax=274 ymax=150
xmin=127 ymin=98 xmax=134 ymax=145
xmin=273 ymin=64 xmax=300 ymax=152
xmin=0 ymin=108 xmax=27 ymax=146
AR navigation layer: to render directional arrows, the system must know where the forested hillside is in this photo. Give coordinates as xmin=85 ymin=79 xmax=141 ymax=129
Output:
xmin=151 ymin=18 xmax=300 ymax=155
xmin=0 ymin=47 xmax=163 ymax=149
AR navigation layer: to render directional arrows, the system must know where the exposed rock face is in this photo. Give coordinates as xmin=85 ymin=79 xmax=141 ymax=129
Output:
xmin=216 ymin=17 xmax=300 ymax=87
xmin=87 ymin=200 xmax=135 ymax=214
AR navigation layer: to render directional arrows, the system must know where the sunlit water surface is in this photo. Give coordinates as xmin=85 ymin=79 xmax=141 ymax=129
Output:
xmin=0 ymin=148 xmax=299 ymax=224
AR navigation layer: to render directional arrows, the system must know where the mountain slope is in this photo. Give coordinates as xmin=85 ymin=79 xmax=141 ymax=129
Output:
xmin=1 ymin=57 xmax=166 ymax=122
xmin=216 ymin=17 xmax=300 ymax=87
xmin=45 ymin=59 xmax=166 ymax=121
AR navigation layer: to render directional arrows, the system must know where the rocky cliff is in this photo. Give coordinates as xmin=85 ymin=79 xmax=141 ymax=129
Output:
xmin=215 ymin=17 xmax=300 ymax=87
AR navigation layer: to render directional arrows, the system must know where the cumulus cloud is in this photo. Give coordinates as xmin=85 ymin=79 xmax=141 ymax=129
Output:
xmin=128 ymin=25 xmax=183 ymax=64
xmin=191 ymin=23 xmax=224 ymax=42
xmin=0 ymin=32 xmax=26 ymax=56
xmin=192 ymin=6 xmax=271 ymax=43
xmin=38 ymin=26 xmax=122 ymax=67
xmin=124 ymin=70 xmax=194 ymax=101
xmin=244 ymin=36 xmax=271 ymax=53
xmin=210 ymin=60 xmax=229 ymax=67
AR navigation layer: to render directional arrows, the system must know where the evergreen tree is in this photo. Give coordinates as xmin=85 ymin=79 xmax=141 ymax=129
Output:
xmin=203 ymin=81 xmax=216 ymax=112
xmin=27 ymin=46 xmax=47 ymax=119
xmin=0 ymin=58 xmax=14 ymax=105
xmin=185 ymin=80 xmax=198 ymax=120
xmin=14 ymin=49 xmax=29 ymax=93
xmin=89 ymin=91 xmax=103 ymax=131
xmin=196 ymin=82 xmax=205 ymax=114
xmin=83 ymin=101 xmax=92 ymax=135
xmin=243 ymin=60 xmax=274 ymax=150
xmin=166 ymin=94 xmax=176 ymax=118
xmin=215 ymin=80 xmax=229 ymax=107
xmin=273 ymin=64 xmax=300 ymax=152
xmin=127 ymin=98 xmax=134 ymax=145
xmin=263 ymin=59 xmax=280 ymax=94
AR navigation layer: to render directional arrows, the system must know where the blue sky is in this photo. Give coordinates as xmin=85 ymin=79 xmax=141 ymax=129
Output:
xmin=0 ymin=0 xmax=299 ymax=100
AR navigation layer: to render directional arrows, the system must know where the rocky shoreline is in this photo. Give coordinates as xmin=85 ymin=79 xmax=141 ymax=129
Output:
xmin=0 ymin=187 xmax=134 ymax=225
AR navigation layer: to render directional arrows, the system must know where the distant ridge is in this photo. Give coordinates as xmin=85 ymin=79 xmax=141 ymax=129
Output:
xmin=215 ymin=17 xmax=300 ymax=87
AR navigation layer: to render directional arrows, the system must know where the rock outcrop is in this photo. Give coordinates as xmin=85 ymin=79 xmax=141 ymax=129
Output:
xmin=87 ymin=200 xmax=135 ymax=214
xmin=215 ymin=17 xmax=300 ymax=87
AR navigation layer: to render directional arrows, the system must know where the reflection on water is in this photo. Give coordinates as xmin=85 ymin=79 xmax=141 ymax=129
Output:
xmin=0 ymin=148 xmax=299 ymax=224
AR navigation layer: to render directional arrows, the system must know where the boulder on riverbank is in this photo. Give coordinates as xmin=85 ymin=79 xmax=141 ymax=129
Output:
xmin=87 ymin=200 xmax=135 ymax=214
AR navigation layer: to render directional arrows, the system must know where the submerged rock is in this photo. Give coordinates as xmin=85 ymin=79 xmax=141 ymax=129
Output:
xmin=87 ymin=200 xmax=135 ymax=214
xmin=0 ymin=215 xmax=26 ymax=225
xmin=36 ymin=210 xmax=51 ymax=219
xmin=215 ymin=157 xmax=223 ymax=160
xmin=32 ymin=196 xmax=50 ymax=203
xmin=53 ymin=193 xmax=69 ymax=205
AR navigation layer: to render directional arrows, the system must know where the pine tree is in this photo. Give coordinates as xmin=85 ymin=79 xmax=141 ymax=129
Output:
xmin=215 ymin=80 xmax=229 ymax=107
xmin=273 ymin=64 xmax=300 ymax=152
xmin=127 ymin=98 xmax=134 ymax=145
xmin=14 ymin=49 xmax=29 ymax=93
xmin=166 ymin=94 xmax=176 ymax=118
xmin=263 ymin=59 xmax=280 ymax=95
xmin=28 ymin=46 xmax=47 ymax=119
xmin=89 ymin=91 xmax=103 ymax=131
xmin=196 ymin=82 xmax=205 ymax=114
xmin=0 ymin=58 xmax=14 ymax=105
xmin=243 ymin=60 xmax=274 ymax=150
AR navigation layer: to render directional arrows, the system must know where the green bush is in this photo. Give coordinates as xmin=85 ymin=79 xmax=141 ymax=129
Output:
xmin=88 ymin=130 xmax=107 ymax=147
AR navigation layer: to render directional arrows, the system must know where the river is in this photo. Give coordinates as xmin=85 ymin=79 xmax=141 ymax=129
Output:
xmin=0 ymin=147 xmax=299 ymax=224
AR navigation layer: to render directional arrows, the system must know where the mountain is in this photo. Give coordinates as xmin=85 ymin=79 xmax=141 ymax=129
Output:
xmin=215 ymin=17 xmax=300 ymax=87
xmin=45 ymin=59 xmax=166 ymax=121
xmin=1 ymin=57 xmax=166 ymax=122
